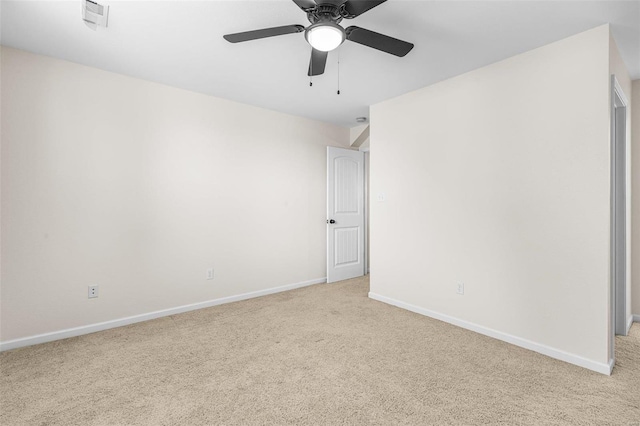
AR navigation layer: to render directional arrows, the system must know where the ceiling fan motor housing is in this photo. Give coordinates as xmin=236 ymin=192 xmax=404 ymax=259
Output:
xmin=306 ymin=3 xmax=344 ymax=25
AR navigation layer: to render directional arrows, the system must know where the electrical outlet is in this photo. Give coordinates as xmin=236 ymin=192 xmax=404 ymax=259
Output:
xmin=456 ymin=282 xmax=464 ymax=295
xmin=206 ymin=268 xmax=214 ymax=280
xmin=88 ymin=285 xmax=99 ymax=299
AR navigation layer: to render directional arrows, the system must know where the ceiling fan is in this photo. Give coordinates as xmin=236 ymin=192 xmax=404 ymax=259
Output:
xmin=223 ymin=0 xmax=414 ymax=77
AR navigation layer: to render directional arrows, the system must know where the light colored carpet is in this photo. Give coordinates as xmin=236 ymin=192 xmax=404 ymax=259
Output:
xmin=1 ymin=275 xmax=639 ymax=425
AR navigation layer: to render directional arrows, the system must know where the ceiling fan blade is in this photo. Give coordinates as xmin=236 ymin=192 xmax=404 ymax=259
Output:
xmin=345 ymin=26 xmax=414 ymax=57
xmin=342 ymin=0 xmax=387 ymax=17
xmin=308 ymin=48 xmax=328 ymax=76
xmin=292 ymin=0 xmax=317 ymax=11
xmin=224 ymin=25 xmax=305 ymax=43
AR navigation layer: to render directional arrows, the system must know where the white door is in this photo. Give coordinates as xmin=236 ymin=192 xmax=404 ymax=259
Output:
xmin=327 ymin=147 xmax=365 ymax=283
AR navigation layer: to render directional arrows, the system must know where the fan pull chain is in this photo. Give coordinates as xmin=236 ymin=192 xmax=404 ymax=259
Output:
xmin=337 ymin=50 xmax=341 ymax=95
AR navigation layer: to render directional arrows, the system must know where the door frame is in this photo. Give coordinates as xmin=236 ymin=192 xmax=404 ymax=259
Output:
xmin=362 ymin=148 xmax=370 ymax=275
xmin=609 ymin=75 xmax=629 ymax=365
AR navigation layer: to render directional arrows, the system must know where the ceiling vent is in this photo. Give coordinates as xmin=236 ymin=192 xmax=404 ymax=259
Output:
xmin=82 ymin=0 xmax=109 ymax=30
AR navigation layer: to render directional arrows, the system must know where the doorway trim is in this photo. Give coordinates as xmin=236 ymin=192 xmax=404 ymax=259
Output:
xmin=609 ymin=75 xmax=629 ymax=366
xmin=362 ymin=148 xmax=370 ymax=275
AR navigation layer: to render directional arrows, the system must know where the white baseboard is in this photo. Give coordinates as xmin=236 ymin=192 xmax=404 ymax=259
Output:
xmin=633 ymin=314 xmax=640 ymax=324
xmin=368 ymin=292 xmax=612 ymax=375
xmin=627 ymin=315 xmax=634 ymax=335
xmin=0 ymin=277 xmax=327 ymax=352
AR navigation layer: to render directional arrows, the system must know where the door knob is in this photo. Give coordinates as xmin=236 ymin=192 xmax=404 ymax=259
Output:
xmin=327 ymin=219 xmax=336 ymax=224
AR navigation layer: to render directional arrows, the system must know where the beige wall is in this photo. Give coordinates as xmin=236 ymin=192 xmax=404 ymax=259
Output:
xmin=370 ymin=26 xmax=612 ymax=371
xmin=0 ymin=47 xmax=349 ymax=343
xmin=633 ymin=79 xmax=640 ymax=317
xmin=609 ymin=34 xmax=633 ymax=327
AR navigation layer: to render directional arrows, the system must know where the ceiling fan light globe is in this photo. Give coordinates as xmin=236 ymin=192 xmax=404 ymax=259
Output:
xmin=306 ymin=23 xmax=345 ymax=52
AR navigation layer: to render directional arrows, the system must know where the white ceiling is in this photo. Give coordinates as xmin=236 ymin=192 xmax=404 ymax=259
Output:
xmin=2 ymin=0 xmax=639 ymax=128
